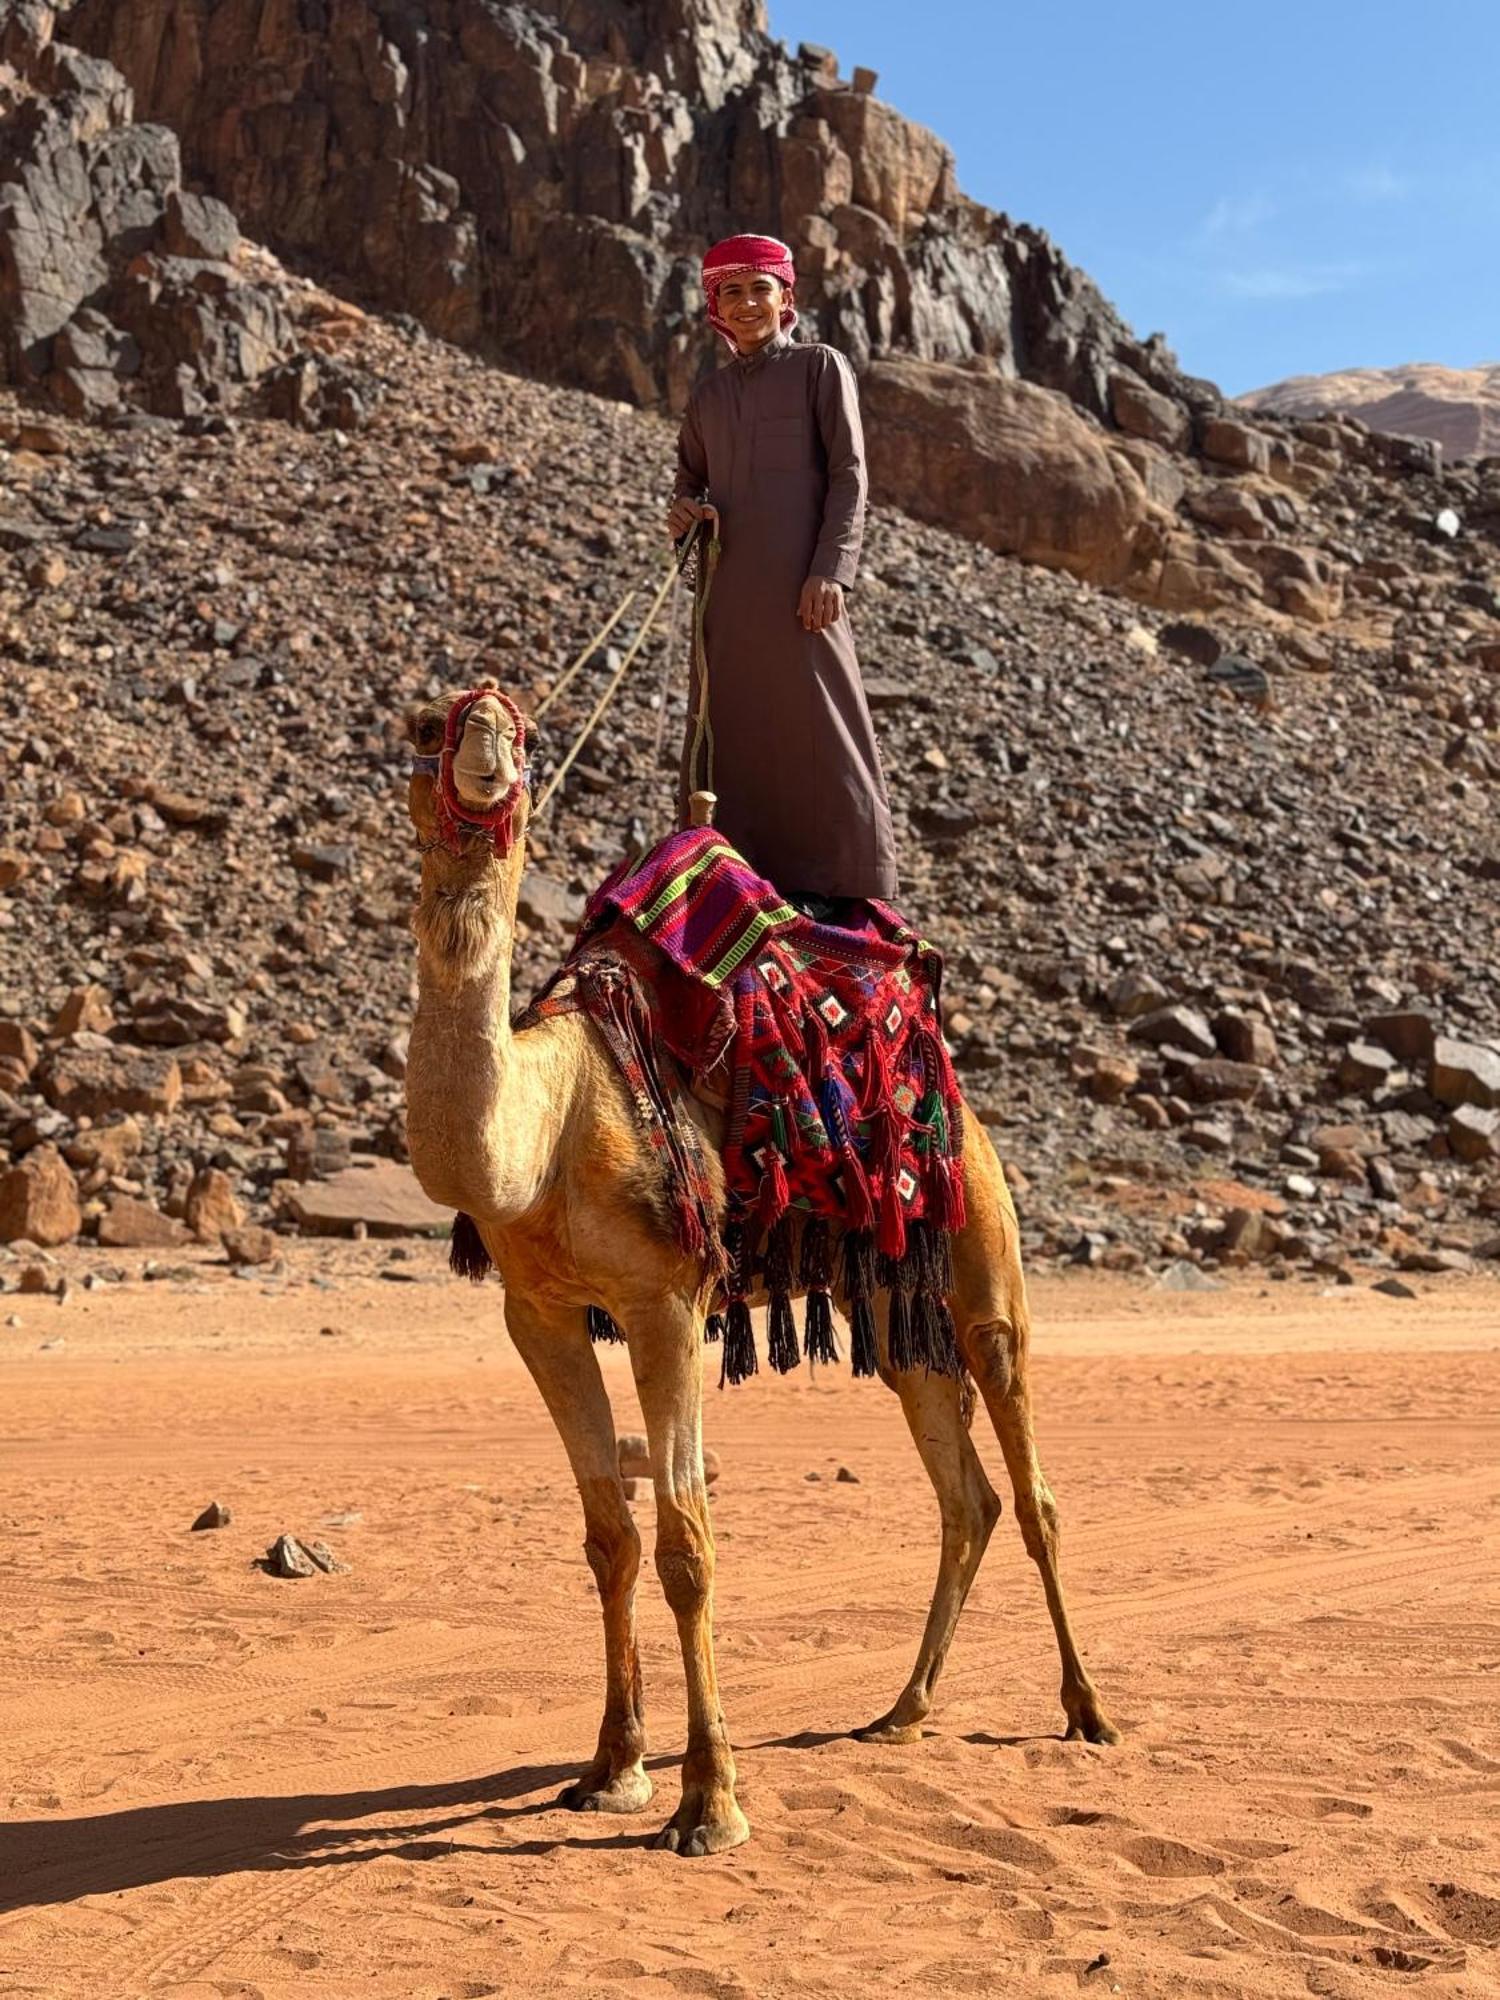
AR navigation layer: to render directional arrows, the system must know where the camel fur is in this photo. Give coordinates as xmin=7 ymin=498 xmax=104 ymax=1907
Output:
xmin=403 ymin=688 xmax=1118 ymax=1858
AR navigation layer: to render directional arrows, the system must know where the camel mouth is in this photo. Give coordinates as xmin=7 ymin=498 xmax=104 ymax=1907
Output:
xmin=450 ymin=692 xmax=521 ymax=809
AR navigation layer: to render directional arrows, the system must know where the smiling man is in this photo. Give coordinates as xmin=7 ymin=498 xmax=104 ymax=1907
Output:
xmin=668 ymin=232 xmax=898 ymax=908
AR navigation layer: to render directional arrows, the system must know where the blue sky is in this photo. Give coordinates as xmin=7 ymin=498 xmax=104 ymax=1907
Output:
xmin=769 ymin=0 xmax=1500 ymax=395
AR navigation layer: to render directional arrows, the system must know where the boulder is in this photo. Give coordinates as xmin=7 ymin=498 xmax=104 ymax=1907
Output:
xmin=223 ymin=1224 xmax=279 ymax=1267
xmin=288 ymin=1159 xmax=451 ymax=1238
xmin=43 ymin=1047 xmax=182 ymax=1119
xmin=1448 ymin=1107 xmax=1499 ymax=1164
xmin=1110 ymin=372 xmax=1190 ymax=451
xmin=1186 ymin=1059 xmax=1266 ymax=1104
xmin=1127 ymin=1005 xmax=1217 ymax=1060
xmin=1365 ymin=1011 xmax=1438 ymax=1063
xmin=1429 ymin=1038 xmax=1500 ymax=1111
xmin=97 ymin=1196 xmax=192 ymax=1249
xmin=1199 ymin=417 xmax=1273 ymax=474
xmin=0 ymin=1144 xmax=82 ymax=1246
xmin=52 ymin=984 xmax=116 ymax=1036
xmin=185 ymin=1167 xmax=243 ymax=1244
xmin=862 ymin=362 xmax=1148 ymax=587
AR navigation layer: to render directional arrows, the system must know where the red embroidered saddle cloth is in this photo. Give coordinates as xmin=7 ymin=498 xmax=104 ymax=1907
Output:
xmin=524 ymin=831 xmax=967 ymax=1382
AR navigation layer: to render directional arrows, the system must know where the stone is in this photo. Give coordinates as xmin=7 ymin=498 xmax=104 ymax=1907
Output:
xmin=262 ymin=1533 xmax=317 ymax=1578
xmin=617 ymin=1433 xmax=650 ymax=1477
xmin=835 ymin=1465 xmax=860 ymax=1483
xmin=132 ymin=994 xmax=246 ymax=1046
xmin=285 ymin=1126 xmax=354 ymax=1182
xmin=1429 ymin=1038 xmax=1500 ymax=1111
xmin=1448 ymin=1106 xmax=1499 ymax=1164
xmin=1338 ymin=1041 xmax=1397 ymax=1093
xmin=1199 ymin=417 xmax=1273 ymax=473
xmin=191 ymin=1501 xmax=231 ymax=1531
xmin=1106 ymin=968 xmax=1169 ymax=1019
xmin=52 ymin=985 xmax=116 ymax=1037
xmin=1371 ymin=1277 xmax=1417 ymax=1300
xmin=1155 ymin=1260 xmax=1223 ymax=1292
xmin=43 ymin=1047 xmax=182 ymax=1119
xmin=1206 ymin=654 xmax=1271 ymax=703
xmin=0 ymin=1019 xmax=40 ymax=1085
xmin=64 ymin=1116 xmax=143 ymax=1175
xmin=1110 ymin=373 xmax=1190 ymax=451
xmin=1186 ymin=1059 xmax=1266 ymax=1104
xmin=1363 ymin=1010 xmax=1438 ymax=1063
xmin=223 ymin=1224 xmax=278 ymax=1267
xmin=1128 ymin=1005 xmax=1216 ymax=1059
xmin=0 ymin=1146 xmax=82 ymax=1247
xmin=1215 ymin=1011 xmax=1277 ymax=1067
xmin=291 ymin=844 xmax=355 ymax=883
xmin=97 ymin=1196 xmax=192 ymax=1249
xmin=288 ymin=1159 xmax=451 ymax=1237
xmin=518 ymin=872 xmax=586 ymax=928
xmin=185 ymin=1167 xmax=243 ymax=1243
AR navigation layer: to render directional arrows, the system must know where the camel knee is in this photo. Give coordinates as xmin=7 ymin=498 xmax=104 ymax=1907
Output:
xmin=963 ymin=1318 xmax=1019 ymax=1402
xmin=1014 ymin=1484 xmax=1060 ymax=1565
xmin=584 ymin=1513 xmax=641 ymax=1600
xmin=654 ymin=1500 xmax=713 ymax=1617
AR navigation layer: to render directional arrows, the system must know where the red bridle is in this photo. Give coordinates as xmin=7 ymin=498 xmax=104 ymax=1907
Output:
xmin=430 ymin=686 xmax=529 ymax=857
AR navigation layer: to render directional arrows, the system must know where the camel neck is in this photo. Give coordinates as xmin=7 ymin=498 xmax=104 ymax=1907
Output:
xmin=405 ymin=835 xmax=551 ymax=1224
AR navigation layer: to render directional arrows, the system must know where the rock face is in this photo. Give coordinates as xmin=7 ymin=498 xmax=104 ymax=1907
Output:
xmin=862 ymin=362 xmax=1150 ymax=587
xmin=67 ymin=0 xmax=1191 ymax=425
xmin=0 ymin=1140 xmax=80 ymax=1244
xmin=0 ymin=0 xmax=307 ymax=418
xmin=1241 ymin=363 xmax=1500 ymax=464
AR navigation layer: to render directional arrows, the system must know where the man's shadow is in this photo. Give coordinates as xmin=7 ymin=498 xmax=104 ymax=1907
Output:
xmin=0 ymin=1759 xmax=666 ymax=1914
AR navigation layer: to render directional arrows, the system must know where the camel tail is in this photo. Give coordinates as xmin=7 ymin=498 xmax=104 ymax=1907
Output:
xmin=449 ymin=1212 xmax=493 ymax=1283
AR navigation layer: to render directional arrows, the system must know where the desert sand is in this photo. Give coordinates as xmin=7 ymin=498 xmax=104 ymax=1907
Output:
xmin=2 ymin=1252 xmax=1499 ymax=1998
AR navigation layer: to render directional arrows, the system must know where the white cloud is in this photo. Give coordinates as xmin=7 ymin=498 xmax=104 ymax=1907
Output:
xmin=1342 ymin=165 xmax=1411 ymax=203
xmin=1220 ymin=262 xmax=1369 ymax=301
xmin=1199 ymin=193 xmax=1276 ymax=239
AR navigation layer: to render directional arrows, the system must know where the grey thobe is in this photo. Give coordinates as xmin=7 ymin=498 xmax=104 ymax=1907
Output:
xmin=675 ymin=334 xmax=899 ymax=900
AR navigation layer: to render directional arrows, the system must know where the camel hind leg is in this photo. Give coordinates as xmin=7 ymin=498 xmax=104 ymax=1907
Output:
xmin=952 ymin=1115 xmax=1120 ymax=1746
xmin=503 ymin=1296 xmax=654 ymax=1811
xmin=857 ymin=1362 xmax=1002 ymax=1744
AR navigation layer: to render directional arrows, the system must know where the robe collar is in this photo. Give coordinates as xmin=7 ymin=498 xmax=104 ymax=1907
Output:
xmin=732 ymin=329 xmax=794 ymax=373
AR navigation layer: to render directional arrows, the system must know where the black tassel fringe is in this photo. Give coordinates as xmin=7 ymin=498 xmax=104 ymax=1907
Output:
xmin=449 ymin=1212 xmax=492 ymax=1283
xmin=804 ymin=1286 xmax=838 ymax=1364
xmin=850 ymin=1293 xmax=879 ymax=1377
xmin=587 ymin=1304 xmax=625 ymax=1345
xmin=723 ymin=1299 xmax=757 ymax=1384
xmin=764 ymin=1216 xmax=800 ymax=1373
xmin=704 ymin=1311 xmax=725 ymax=1345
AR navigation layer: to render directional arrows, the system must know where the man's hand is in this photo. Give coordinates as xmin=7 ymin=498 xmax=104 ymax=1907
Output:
xmin=667 ymin=498 xmax=718 ymax=543
xmin=797 ymin=575 xmax=844 ymax=633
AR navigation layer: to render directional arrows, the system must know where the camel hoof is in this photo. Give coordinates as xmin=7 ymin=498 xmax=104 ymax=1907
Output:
xmin=651 ymin=1795 xmax=750 ymax=1856
xmin=854 ymin=1716 xmax=924 ymax=1746
xmin=1064 ymin=1707 xmax=1121 ymax=1747
xmin=561 ymin=1764 xmax=654 ymax=1814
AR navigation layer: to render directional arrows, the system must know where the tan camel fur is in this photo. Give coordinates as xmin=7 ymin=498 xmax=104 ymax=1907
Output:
xmin=403 ymin=690 xmax=1118 ymax=1858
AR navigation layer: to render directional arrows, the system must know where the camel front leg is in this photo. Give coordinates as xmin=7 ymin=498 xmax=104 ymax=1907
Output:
xmin=625 ymin=1295 xmax=750 ymax=1856
xmin=858 ymin=1365 xmax=1002 ymax=1744
xmin=504 ymin=1297 xmax=653 ymax=1812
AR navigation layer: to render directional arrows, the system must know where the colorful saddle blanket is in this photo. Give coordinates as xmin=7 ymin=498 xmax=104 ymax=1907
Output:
xmin=523 ymin=829 xmax=967 ymax=1382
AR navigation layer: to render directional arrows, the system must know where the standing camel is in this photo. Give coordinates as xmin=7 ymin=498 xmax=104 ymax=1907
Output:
xmin=403 ymin=687 xmax=1117 ymax=1857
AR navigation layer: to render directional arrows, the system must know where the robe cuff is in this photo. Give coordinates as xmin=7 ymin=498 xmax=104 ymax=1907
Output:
xmin=811 ymin=547 xmax=859 ymax=590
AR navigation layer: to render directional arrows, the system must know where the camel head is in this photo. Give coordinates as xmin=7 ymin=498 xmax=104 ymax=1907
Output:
xmin=405 ymin=684 xmax=532 ymax=860
xmin=406 ymin=685 xmax=533 ymax=976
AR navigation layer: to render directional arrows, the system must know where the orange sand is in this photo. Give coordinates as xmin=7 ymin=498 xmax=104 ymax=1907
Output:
xmin=2 ymin=1256 xmax=1499 ymax=1997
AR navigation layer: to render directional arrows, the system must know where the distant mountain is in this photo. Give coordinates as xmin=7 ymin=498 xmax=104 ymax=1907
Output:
xmin=1240 ymin=363 xmax=1500 ymax=462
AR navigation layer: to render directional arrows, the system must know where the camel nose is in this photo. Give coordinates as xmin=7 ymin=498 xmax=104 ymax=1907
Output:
xmin=452 ymin=695 xmax=518 ymax=805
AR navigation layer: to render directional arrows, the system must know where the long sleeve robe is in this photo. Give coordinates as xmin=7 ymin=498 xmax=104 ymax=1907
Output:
xmin=675 ymin=334 xmax=899 ymax=901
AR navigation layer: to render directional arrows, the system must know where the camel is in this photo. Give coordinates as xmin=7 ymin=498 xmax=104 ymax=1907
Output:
xmin=403 ymin=686 xmax=1118 ymax=1858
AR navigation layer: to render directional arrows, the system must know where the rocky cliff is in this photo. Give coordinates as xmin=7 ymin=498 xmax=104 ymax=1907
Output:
xmin=65 ymin=0 xmax=1189 ymax=425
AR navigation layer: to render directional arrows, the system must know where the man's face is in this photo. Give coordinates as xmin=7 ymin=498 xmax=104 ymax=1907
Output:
xmin=715 ymin=272 xmax=788 ymax=352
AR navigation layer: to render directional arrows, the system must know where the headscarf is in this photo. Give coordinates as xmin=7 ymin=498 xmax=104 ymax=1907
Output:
xmin=701 ymin=233 xmax=798 ymax=347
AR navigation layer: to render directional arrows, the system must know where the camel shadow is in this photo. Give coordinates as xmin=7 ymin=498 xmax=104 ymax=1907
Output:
xmin=0 ymin=1757 xmax=681 ymax=1913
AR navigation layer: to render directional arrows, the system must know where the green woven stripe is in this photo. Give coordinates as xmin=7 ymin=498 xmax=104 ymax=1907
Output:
xmin=633 ymin=848 xmax=719 ymax=930
xmin=706 ymin=902 xmax=798 ymax=988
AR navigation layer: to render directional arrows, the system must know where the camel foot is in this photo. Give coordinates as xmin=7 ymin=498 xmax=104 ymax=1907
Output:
xmin=1063 ymin=1690 xmax=1121 ymax=1746
xmin=651 ymin=1785 xmax=750 ymax=1857
xmin=853 ymin=1708 xmax=926 ymax=1746
xmin=561 ymin=1761 xmax=654 ymax=1814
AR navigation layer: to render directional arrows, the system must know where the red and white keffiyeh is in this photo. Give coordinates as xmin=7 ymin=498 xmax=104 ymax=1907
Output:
xmin=701 ymin=233 xmax=798 ymax=346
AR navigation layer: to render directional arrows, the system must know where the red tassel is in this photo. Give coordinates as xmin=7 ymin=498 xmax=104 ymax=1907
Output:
xmin=757 ymin=1148 xmax=790 ymax=1233
xmin=927 ymin=1152 xmax=967 ymax=1234
xmin=878 ymin=1170 xmax=908 ymax=1261
xmin=840 ymin=1146 xmax=875 ymax=1233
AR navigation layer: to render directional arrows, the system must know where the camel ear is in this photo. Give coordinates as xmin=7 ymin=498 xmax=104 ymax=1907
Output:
xmin=520 ymin=710 xmax=539 ymax=750
xmin=405 ymin=703 xmax=446 ymax=754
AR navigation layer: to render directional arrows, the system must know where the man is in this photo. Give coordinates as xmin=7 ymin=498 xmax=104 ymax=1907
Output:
xmin=669 ymin=232 xmax=899 ymax=908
